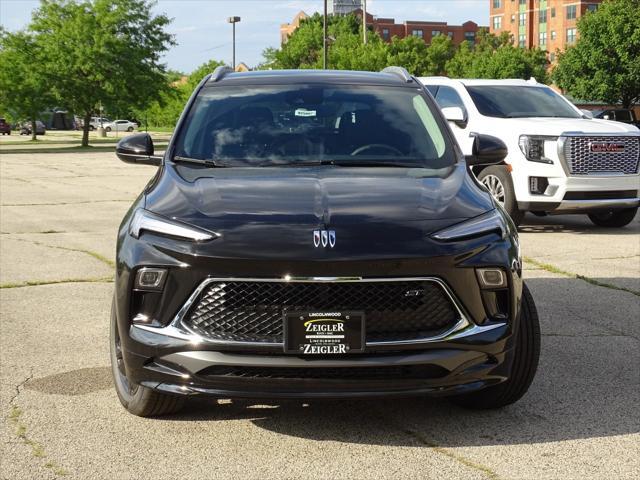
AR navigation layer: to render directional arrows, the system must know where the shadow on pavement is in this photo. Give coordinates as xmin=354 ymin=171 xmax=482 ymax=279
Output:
xmin=518 ymin=211 xmax=639 ymax=235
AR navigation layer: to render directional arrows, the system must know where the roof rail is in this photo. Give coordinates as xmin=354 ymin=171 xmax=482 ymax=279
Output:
xmin=381 ymin=66 xmax=413 ymax=83
xmin=209 ymin=65 xmax=234 ymax=83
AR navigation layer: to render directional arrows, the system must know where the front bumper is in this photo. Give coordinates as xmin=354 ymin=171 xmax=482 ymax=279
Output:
xmin=127 ymin=322 xmax=511 ymax=399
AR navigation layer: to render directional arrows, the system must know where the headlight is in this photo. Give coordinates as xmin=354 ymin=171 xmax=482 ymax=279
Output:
xmin=518 ymin=135 xmax=556 ymax=164
xmin=129 ymin=209 xmax=218 ymax=242
xmin=431 ymin=209 xmax=506 ymax=241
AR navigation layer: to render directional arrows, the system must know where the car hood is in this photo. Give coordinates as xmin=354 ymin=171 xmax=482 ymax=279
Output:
xmin=501 ymin=117 xmax=640 ymax=136
xmin=143 ymin=162 xmax=493 ymax=257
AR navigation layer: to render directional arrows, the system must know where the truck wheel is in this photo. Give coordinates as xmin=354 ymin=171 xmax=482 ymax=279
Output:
xmin=110 ymin=298 xmax=185 ymax=417
xmin=89 ymin=125 xmax=95 ymax=131
xmin=127 ymin=127 xmax=134 ymax=132
xmin=478 ymin=166 xmax=524 ymax=226
xmin=588 ymin=208 xmax=638 ymax=228
xmin=449 ymin=283 xmax=540 ymax=409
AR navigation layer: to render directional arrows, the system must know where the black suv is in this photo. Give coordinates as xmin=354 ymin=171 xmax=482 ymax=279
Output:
xmin=112 ymin=67 xmax=540 ymax=416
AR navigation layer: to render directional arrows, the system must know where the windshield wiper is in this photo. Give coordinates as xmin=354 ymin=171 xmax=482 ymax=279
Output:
xmin=328 ymin=159 xmax=423 ymax=168
xmin=173 ymin=155 xmax=224 ymax=167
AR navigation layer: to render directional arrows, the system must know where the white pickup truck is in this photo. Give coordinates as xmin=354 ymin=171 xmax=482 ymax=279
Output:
xmin=420 ymin=77 xmax=640 ymax=227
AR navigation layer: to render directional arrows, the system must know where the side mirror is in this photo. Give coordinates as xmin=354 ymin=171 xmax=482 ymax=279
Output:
xmin=115 ymin=133 xmax=162 ymax=166
xmin=442 ymin=106 xmax=467 ymax=128
xmin=465 ymin=133 xmax=508 ymax=166
xmin=580 ymin=109 xmax=593 ymax=119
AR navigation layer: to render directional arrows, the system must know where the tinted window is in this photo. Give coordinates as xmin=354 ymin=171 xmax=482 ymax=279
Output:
xmin=466 ymin=86 xmax=580 ymax=118
xmin=174 ymin=85 xmax=455 ymax=169
xmin=434 ymin=86 xmax=466 ymax=110
xmin=615 ymin=110 xmax=632 ymax=122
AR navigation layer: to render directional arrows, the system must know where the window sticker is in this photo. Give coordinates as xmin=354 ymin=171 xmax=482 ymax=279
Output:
xmin=295 ymin=108 xmax=317 ymax=117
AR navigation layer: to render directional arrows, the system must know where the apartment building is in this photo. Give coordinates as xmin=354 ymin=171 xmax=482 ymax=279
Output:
xmin=490 ymin=0 xmax=603 ymax=61
xmin=281 ymin=9 xmax=485 ymax=47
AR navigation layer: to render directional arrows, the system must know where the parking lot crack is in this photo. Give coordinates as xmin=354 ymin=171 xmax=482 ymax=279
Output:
xmin=7 ymin=237 xmax=115 ymax=268
xmin=523 ymin=256 xmax=640 ymax=297
xmin=0 ymin=276 xmax=114 ymax=289
xmin=6 ymin=371 xmax=70 ymax=476
xmin=401 ymin=428 xmax=501 ymax=479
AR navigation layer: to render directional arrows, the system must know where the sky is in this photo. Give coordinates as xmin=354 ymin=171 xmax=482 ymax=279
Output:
xmin=0 ymin=0 xmax=489 ymax=73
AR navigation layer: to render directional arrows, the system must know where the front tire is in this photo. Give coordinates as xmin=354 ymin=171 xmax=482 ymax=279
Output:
xmin=588 ymin=208 xmax=638 ymax=228
xmin=450 ymin=283 xmax=540 ymax=409
xmin=110 ymin=298 xmax=185 ymax=417
xmin=478 ymin=166 xmax=525 ymax=226
xmin=105 ymin=126 xmax=112 ymax=132
xmin=127 ymin=127 xmax=134 ymax=132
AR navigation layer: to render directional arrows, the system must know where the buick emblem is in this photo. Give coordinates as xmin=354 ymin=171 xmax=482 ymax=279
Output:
xmin=313 ymin=230 xmax=336 ymax=248
xmin=589 ymin=142 xmax=625 ymax=153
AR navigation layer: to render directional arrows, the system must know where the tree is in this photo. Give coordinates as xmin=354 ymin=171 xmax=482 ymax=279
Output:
xmin=552 ymin=0 xmax=640 ymax=108
xmin=386 ymin=35 xmax=431 ymax=76
xmin=446 ymin=31 xmax=548 ymax=82
xmin=133 ymin=59 xmax=225 ymax=129
xmin=0 ymin=29 xmax=54 ymax=140
xmin=29 ymin=0 xmax=175 ymax=146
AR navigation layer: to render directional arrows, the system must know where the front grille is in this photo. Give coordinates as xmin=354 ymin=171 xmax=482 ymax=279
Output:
xmin=199 ymin=364 xmax=448 ymax=380
xmin=182 ymin=280 xmax=459 ymax=344
xmin=563 ymin=136 xmax=640 ymax=175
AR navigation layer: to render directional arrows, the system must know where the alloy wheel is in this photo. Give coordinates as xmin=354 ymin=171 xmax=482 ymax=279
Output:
xmin=481 ymin=174 xmax=506 ymax=206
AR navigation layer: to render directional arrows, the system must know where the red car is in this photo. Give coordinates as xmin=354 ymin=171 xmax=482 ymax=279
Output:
xmin=0 ymin=118 xmax=11 ymax=135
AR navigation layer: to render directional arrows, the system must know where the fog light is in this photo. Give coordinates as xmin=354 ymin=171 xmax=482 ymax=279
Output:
xmin=476 ymin=268 xmax=507 ymax=289
xmin=529 ymin=176 xmax=549 ymax=195
xmin=134 ymin=267 xmax=167 ymax=291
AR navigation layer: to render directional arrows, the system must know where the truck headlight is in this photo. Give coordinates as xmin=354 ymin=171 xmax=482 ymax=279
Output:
xmin=518 ymin=135 xmax=556 ymax=164
xmin=129 ymin=209 xmax=219 ymax=242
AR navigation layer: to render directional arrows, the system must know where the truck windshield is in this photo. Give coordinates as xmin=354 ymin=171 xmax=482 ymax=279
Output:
xmin=466 ymin=85 xmax=581 ymax=119
xmin=173 ymin=85 xmax=455 ymax=169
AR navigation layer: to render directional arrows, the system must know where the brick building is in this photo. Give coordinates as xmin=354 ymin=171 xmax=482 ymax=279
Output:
xmin=489 ymin=0 xmax=602 ymax=61
xmin=280 ymin=9 xmax=485 ymax=47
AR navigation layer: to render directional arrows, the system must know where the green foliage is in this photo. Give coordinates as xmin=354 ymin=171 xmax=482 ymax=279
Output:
xmin=134 ymin=59 xmax=225 ymax=129
xmin=266 ymin=14 xmax=546 ymax=82
xmin=446 ymin=31 xmax=548 ymax=82
xmin=0 ymin=29 xmax=55 ymax=138
xmin=28 ymin=0 xmax=175 ymax=145
xmin=552 ymin=0 xmax=640 ymax=108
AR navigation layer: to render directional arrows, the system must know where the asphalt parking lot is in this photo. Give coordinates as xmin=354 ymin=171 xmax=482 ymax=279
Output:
xmin=1 ymin=151 xmax=639 ymax=479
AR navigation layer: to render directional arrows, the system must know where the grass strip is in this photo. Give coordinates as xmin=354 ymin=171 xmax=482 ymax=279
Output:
xmin=523 ymin=256 xmax=640 ymax=297
xmin=0 ymin=276 xmax=113 ymax=289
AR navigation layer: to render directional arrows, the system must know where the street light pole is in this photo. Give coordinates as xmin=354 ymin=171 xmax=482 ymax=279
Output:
xmin=227 ymin=16 xmax=241 ymax=69
xmin=323 ymin=0 xmax=328 ymax=69
xmin=363 ymin=0 xmax=367 ymax=44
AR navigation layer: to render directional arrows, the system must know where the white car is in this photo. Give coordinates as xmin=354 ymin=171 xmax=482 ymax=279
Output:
xmin=420 ymin=77 xmax=640 ymax=228
xmin=104 ymin=120 xmax=138 ymax=132
xmin=88 ymin=117 xmax=111 ymax=130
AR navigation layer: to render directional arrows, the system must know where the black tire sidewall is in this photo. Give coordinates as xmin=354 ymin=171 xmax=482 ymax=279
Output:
xmin=588 ymin=207 xmax=638 ymax=228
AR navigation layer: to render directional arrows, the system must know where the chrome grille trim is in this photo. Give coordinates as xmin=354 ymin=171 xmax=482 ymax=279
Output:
xmin=558 ymin=133 xmax=640 ymax=176
xmin=133 ymin=276 xmax=499 ymax=347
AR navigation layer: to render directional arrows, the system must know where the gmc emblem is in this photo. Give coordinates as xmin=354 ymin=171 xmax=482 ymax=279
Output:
xmin=589 ymin=142 xmax=625 ymax=153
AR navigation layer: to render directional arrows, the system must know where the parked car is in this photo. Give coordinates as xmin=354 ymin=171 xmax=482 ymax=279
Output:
xmin=110 ymin=66 xmax=540 ymax=417
xmin=591 ymin=108 xmax=640 ymax=128
xmin=88 ymin=117 xmax=111 ymax=130
xmin=0 ymin=117 xmax=11 ymax=135
xmin=421 ymin=77 xmax=640 ymax=228
xmin=19 ymin=121 xmax=46 ymax=136
xmin=103 ymin=119 xmax=138 ymax=132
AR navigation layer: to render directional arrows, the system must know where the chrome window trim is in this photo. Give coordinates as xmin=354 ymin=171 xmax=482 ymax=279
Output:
xmin=133 ymin=276 xmax=504 ymax=347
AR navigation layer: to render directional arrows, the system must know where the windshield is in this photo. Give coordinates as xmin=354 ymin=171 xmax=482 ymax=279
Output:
xmin=173 ymin=85 xmax=455 ymax=168
xmin=466 ymin=85 xmax=581 ymax=119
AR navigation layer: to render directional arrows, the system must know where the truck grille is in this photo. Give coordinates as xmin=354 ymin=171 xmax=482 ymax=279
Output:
xmin=562 ymin=136 xmax=640 ymax=175
xmin=182 ymin=280 xmax=460 ymax=344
